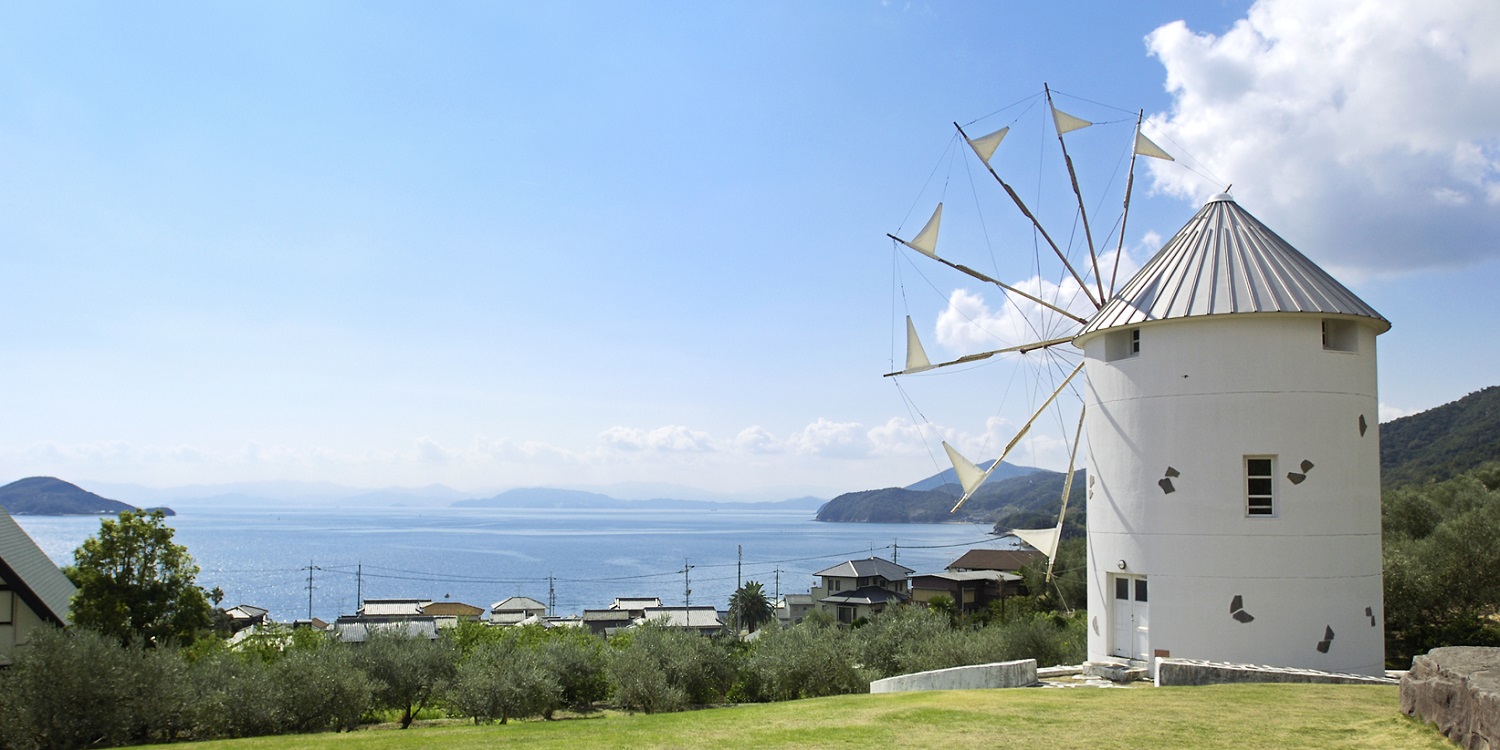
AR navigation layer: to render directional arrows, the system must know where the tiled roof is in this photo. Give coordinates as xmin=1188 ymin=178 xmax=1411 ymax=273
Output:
xmin=639 ymin=606 xmax=723 ymax=629
xmin=583 ymin=609 xmax=634 ymax=622
xmin=813 ymin=557 xmax=914 ymax=580
xmin=946 ymin=548 xmax=1045 ymax=573
xmin=491 ymin=596 xmax=547 ymax=613
xmin=359 ymin=599 xmax=430 ymax=617
xmin=818 ymin=585 xmax=909 ymax=606
xmin=1078 ymin=194 xmax=1389 ymax=339
xmin=420 ymin=601 xmax=485 ymax=617
xmin=0 ymin=506 xmax=75 ymax=626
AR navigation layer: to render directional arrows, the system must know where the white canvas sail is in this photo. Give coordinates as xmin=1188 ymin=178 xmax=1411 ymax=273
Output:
xmin=942 ymin=442 xmax=987 ymax=497
xmin=1051 ymin=106 xmax=1092 ymax=135
xmin=900 ymin=203 xmax=942 ymax=257
xmin=903 ymin=317 xmax=933 ymax=374
xmin=1010 ymin=526 xmax=1060 ymax=561
xmin=1134 ymin=131 xmax=1174 ymax=161
xmin=965 ymin=126 xmax=1009 ymax=165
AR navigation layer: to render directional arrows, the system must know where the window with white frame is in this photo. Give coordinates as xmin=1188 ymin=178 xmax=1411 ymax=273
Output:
xmin=1246 ymin=456 xmax=1276 ymax=516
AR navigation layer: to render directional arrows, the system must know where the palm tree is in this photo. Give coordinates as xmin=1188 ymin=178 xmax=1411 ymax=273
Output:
xmin=728 ymin=581 xmax=775 ymax=634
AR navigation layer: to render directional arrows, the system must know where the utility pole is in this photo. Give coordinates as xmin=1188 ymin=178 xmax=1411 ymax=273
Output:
xmin=893 ymin=539 xmax=898 ymax=565
xmin=303 ymin=560 xmax=321 ymax=620
xmin=682 ymin=559 xmax=693 ymax=610
xmin=737 ymin=544 xmax=742 ymax=590
xmin=548 ymin=574 xmax=556 ymax=617
xmin=774 ymin=567 xmax=781 ymax=602
xmin=356 ymin=561 xmax=362 ymax=611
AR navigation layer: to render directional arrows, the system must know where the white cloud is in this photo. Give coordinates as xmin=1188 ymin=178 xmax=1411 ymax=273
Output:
xmin=785 ymin=418 xmax=870 ymax=459
xmin=598 ymin=425 xmax=719 ymax=453
xmin=732 ymin=426 xmax=781 ymax=454
xmin=1145 ymin=0 xmax=1500 ymax=275
xmin=1379 ymin=402 xmax=1412 ymax=422
xmin=932 ymin=247 xmax=1140 ymax=354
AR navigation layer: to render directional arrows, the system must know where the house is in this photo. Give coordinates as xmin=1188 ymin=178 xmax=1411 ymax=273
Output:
xmin=945 ymin=548 xmax=1045 ymax=574
xmin=637 ymin=606 xmax=723 ymax=636
xmin=420 ymin=601 xmax=485 ymax=621
xmin=1075 ymin=193 xmax=1388 ymax=676
xmin=333 ymin=616 xmax=441 ymax=643
xmin=356 ymin=598 xmax=430 ymax=618
xmin=223 ymin=604 xmax=270 ymax=634
xmin=582 ymin=608 xmax=634 ymax=637
xmin=776 ymin=593 xmax=814 ymax=626
xmin=0 ymin=506 xmax=75 ymax=665
xmin=910 ymin=547 xmax=1041 ymax=615
xmin=611 ymin=597 xmax=661 ymax=616
xmin=810 ymin=557 xmax=913 ymax=624
xmin=491 ymin=596 xmax=547 ymax=626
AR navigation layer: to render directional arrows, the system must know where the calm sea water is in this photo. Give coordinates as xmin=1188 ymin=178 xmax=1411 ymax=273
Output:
xmin=14 ymin=504 xmax=1005 ymax=622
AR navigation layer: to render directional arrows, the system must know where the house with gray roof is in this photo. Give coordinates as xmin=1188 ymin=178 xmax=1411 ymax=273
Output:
xmin=491 ymin=596 xmax=547 ymax=626
xmin=0 ymin=506 xmax=76 ymax=665
xmin=637 ymin=606 xmax=723 ymax=636
xmin=811 ymin=557 xmax=913 ymax=624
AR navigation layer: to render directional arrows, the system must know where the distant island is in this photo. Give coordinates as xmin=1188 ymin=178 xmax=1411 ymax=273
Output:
xmin=815 ymin=461 xmax=1084 ymax=535
xmin=0 ymin=476 xmax=174 ymax=516
xmin=454 ymin=487 xmax=826 ymax=512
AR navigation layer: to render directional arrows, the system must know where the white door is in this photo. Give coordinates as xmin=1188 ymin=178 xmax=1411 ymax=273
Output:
xmin=1110 ymin=575 xmax=1149 ymax=661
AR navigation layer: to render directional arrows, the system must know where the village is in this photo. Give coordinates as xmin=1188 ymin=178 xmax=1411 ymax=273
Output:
xmin=212 ymin=548 xmax=1042 ymax=644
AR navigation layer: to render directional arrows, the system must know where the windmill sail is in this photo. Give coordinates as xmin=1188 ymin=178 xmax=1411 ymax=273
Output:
xmin=1051 ymin=105 xmax=1092 ymax=135
xmin=899 ymin=204 xmax=942 ymax=257
xmin=1010 ymin=526 xmax=1060 ymax=560
xmin=903 ymin=317 xmax=933 ymax=374
xmin=965 ymin=126 xmax=1009 ymax=166
xmin=942 ymin=442 xmax=988 ymax=497
xmin=1134 ymin=131 xmax=1174 ymax=161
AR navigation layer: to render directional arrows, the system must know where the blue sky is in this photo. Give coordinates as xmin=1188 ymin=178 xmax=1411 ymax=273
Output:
xmin=3 ymin=1 xmax=1497 ymax=499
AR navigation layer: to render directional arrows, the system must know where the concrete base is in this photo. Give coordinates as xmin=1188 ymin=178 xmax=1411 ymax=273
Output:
xmin=1155 ymin=658 xmax=1398 ymax=687
xmin=869 ymin=659 xmax=1038 ymax=694
xmin=1400 ymin=646 xmax=1500 ymax=750
xmin=1085 ymin=661 xmax=1149 ymax=683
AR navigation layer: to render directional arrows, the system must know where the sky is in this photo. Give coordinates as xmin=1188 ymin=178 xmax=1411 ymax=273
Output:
xmin=2 ymin=1 xmax=1497 ymax=501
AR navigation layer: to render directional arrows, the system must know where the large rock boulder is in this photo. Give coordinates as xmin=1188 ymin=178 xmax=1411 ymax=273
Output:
xmin=1401 ymin=646 xmax=1500 ymax=749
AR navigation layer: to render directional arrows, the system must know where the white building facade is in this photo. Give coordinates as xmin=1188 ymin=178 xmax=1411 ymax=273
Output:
xmin=1074 ymin=194 xmax=1388 ymax=676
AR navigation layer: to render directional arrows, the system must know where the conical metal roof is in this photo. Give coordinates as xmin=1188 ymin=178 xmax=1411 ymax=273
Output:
xmin=1077 ymin=194 xmax=1389 ymax=339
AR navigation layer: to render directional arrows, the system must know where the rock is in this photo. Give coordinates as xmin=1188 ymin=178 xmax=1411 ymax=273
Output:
xmin=1400 ymin=646 xmax=1500 ymax=750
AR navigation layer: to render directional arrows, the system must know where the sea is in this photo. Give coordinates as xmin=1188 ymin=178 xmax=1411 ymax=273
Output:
xmin=13 ymin=503 xmax=1009 ymax=623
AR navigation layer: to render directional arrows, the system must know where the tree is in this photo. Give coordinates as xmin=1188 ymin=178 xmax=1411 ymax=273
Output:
xmin=728 ymin=581 xmax=776 ymax=634
xmin=355 ymin=627 xmax=457 ymax=728
xmin=65 ymin=510 xmax=213 ymax=647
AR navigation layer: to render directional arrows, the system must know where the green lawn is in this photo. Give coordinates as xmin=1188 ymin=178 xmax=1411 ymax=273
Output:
xmin=177 ymin=684 xmax=1446 ymax=750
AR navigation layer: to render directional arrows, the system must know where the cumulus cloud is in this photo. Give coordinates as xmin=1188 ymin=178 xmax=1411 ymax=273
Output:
xmin=598 ymin=425 xmax=719 ymax=453
xmin=1145 ymin=0 xmax=1500 ymax=275
xmin=933 ymin=247 xmax=1141 ymax=354
xmin=785 ymin=418 xmax=870 ymax=459
xmin=732 ymin=426 xmax=781 ymax=454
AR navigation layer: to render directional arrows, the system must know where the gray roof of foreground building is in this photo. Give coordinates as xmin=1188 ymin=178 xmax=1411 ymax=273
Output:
xmin=1078 ymin=194 xmax=1390 ymax=339
xmin=813 ymin=557 xmax=914 ymax=580
xmin=0 ymin=505 xmax=75 ymax=626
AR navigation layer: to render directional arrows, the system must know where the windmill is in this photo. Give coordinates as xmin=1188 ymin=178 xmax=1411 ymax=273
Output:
xmin=886 ymin=85 xmax=1175 ymax=591
xmin=886 ymin=87 xmax=1389 ymax=676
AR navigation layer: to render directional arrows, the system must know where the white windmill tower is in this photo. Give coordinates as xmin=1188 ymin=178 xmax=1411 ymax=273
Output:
xmin=1074 ymin=193 xmax=1388 ymax=676
xmin=887 ymin=91 xmax=1388 ymax=677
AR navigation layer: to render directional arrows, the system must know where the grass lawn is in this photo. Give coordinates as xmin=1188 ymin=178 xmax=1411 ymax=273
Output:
xmin=176 ymin=684 xmax=1447 ymax=750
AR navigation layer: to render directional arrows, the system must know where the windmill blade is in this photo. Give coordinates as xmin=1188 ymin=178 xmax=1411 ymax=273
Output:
xmin=953 ymin=122 xmax=1101 ymax=310
xmin=895 ymin=204 xmax=943 ymax=257
xmin=884 ymin=336 xmax=1072 ymax=378
xmin=942 ymin=442 xmax=987 ymax=497
xmin=965 ymin=126 xmax=1009 ymax=166
xmin=1009 ymin=527 xmax=1060 ymax=560
xmin=950 ymin=361 xmax=1085 ymax=513
xmin=886 ymin=233 xmax=1090 ymax=325
xmin=902 ymin=317 xmax=933 ymax=374
xmin=1044 ymin=407 xmax=1087 ymax=585
xmin=1046 ymin=84 xmax=1105 ymax=306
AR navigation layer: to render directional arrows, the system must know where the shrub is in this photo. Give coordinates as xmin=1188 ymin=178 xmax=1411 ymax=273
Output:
xmin=741 ymin=622 xmax=863 ymax=701
xmin=0 ymin=628 xmax=139 ymax=750
xmin=272 ymin=643 xmax=374 ymax=733
xmin=185 ymin=651 xmax=280 ymax=739
xmin=449 ymin=640 xmax=562 ymax=724
xmin=355 ymin=627 xmax=457 ymax=728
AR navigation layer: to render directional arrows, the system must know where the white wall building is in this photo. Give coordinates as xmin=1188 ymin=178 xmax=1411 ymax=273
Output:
xmin=1073 ymin=194 xmax=1388 ymax=676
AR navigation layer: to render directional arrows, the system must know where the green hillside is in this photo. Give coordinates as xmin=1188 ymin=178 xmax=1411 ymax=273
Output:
xmin=815 ymin=470 xmax=1083 ymax=531
xmin=1381 ymin=386 xmax=1500 ymax=486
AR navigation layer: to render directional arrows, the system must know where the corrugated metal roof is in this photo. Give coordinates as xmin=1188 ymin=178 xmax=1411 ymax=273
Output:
xmin=0 ymin=506 xmax=76 ymax=625
xmin=1078 ymin=194 xmax=1389 ymax=339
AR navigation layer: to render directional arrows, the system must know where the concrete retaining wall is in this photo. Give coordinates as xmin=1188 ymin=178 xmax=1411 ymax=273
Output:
xmin=1401 ymin=646 xmax=1500 ymax=750
xmin=1155 ymin=658 xmax=1397 ymax=687
xmin=869 ymin=659 xmax=1037 ymax=693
